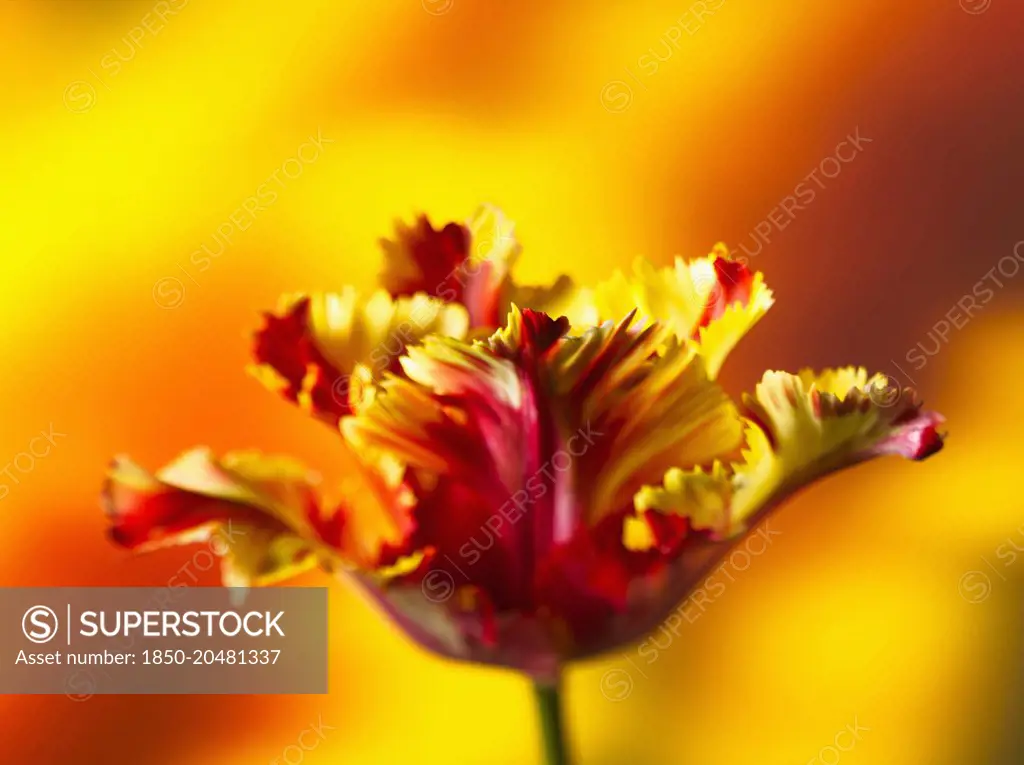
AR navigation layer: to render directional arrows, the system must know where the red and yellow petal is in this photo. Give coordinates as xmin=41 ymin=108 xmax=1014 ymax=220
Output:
xmin=250 ymin=293 xmax=348 ymax=425
xmin=104 ymin=448 xmax=339 ymax=586
xmin=691 ymin=246 xmax=774 ymax=378
xmin=542 ymin=310 xmax=745 ymax=526
xmin=249 ymin=288 xmax=468 ymax=426
xmin=635 ymin=367 xmax=946 ymax=546
xmin=344 ymin=324 xmax=552 ymax=608
xmin=343 ymin=307 xmax=746 ymax=624
xmin=379 ymin=214 xmax=471 ymax=301
xmin=742 ymin=368 xmax=946 ymax=480
xmin=378 ymin=205 xmax=585 ymax=331
xmin=379 ymin=205 xmax=520 ymax=328
xmin=103 ymin=446 xmax=417 ymax=583
xmin=461 ymin=204 xmax=522 ymax=328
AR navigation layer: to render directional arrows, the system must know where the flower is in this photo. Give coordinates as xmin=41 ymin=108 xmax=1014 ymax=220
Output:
xmin=103 ymin=205 xmax=945 ymax=683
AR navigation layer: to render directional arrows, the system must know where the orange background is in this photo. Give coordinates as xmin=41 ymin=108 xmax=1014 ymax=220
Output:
xmin=1 ymin=1 xmax=1023 ymax=763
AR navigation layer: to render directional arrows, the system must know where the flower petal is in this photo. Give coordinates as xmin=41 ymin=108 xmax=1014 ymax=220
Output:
xmin=103 ymin=448 xmax=337 ymax=586
xmin=378 ymin=205 xmax=583 ymax=330
xmin=741 ymin=368 xmax=946 ymax=488
xmin=249 ymin=293 xmax=348 ymax=425
xmin=636 ymin=367 xmax=946 ymax=541
xmin=103 ymin=446 xmax=416 ymax=583
xmin=379 ymin=205 xmax=519 ymax=328
xmin=586 ymin=256 xmax=707 ymax=336
xmin=379 ymin=214 xmax=471 ymax=301
xmin=343 ymin=327 xmax=552 ymax=608
xmin=461 ymin=204 xmax=522 ymax=327
xmin=249 ymin=288 xmax=469 ymax=426
xmin=343 ymin=308 xmax=745 ymax=625
xmin=468 ymin=205 xmax=591 ymax=327
xmin=490 ymin=306 xmax=745 ymax=528
xmin=571 ymin=245 xmax=773 ymax=376
xmin=540 ymin=311 xmax=745 ymax=526
xmin=691 ymin=247 xmax=774 ymax=378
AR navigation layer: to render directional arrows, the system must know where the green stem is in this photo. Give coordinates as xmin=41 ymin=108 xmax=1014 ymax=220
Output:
xmin=534 ymin=677 xmax=571 ymax=765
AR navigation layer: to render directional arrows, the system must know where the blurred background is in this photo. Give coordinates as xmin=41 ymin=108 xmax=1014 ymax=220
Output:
xmin=1 ymin=0 xmax=1022 ymax=762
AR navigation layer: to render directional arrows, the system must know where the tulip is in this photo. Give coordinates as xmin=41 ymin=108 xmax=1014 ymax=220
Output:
xmin=104 ymin=205 xmax=944 ymax=764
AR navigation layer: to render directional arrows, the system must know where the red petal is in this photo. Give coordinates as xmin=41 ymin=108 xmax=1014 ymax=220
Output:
xmin=874 ymin=409 xmax=946 ymax=461
xmin=251 ymin=297 xmax=350 ymax=425
xmin=379 ymin=217 xmax=471 ymax=301
xmin=694 ymin=257 xmax=756 ymax=333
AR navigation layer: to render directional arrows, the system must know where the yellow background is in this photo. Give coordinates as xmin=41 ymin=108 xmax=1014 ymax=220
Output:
xmin=1 ymin=1 xmax=1022 ymax=763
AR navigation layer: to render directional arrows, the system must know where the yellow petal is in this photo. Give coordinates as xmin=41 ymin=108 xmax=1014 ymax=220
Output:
xmin=586 ymin=256 xmax=708 ymax=337
xmin=693 ymin=267 xmax=774 ymax=378
xmin=307 ymin=287 xmax=469 ymax=378
xmin=635 ymin=368 xmax=946 ymax=545
xmin=566 ymin=245 xmax=774 ymax=376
